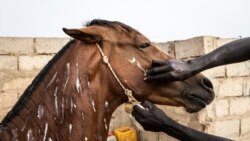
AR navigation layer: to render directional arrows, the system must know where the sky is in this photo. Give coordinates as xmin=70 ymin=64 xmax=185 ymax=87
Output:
xmin=0 ymin=0 xmax=250 ymax=42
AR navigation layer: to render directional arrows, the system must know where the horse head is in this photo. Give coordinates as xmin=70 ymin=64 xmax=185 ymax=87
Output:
xmin=63 ymin=19 xmax=214 ymax=113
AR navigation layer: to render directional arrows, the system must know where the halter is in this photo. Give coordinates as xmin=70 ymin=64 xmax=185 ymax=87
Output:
xmin=96 ymin=43 xmax=139 ymax=105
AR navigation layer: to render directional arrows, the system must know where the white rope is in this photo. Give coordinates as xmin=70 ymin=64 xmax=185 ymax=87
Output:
xmin=96 ymin=43 xmax=139 ymax=104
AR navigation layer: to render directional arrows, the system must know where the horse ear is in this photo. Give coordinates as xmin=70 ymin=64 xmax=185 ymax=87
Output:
xmin=62 ymin=28 xmax=102 ymax=43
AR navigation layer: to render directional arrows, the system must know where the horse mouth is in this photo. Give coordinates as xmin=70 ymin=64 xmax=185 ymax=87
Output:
xmin=188 ymin=94 xmax=208 ymax=107
xmin=184 ymin=93 xmax=210 ymax=113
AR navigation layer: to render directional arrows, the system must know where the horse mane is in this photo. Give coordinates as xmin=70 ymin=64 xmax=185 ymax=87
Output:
xmin=86 ymin=19 xmax=140 ymax=34
xmin=1 ymin=39 xmax=76 ymax=126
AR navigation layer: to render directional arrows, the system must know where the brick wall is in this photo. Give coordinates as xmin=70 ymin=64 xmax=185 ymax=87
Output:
xmin=0 ymin=37 xmax=249 ymax=141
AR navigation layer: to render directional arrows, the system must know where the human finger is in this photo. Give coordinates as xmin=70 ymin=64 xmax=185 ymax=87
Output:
xmin=147 ymin=66 xmax=173 ymax=76
xmin=132 ymin=105 xmax=149 ymax=115
xmin=151 ymin=60 xmax=166 ymax=67
xmin=145 ymin=72 xmax=173 ymax=82
xmin=141 ymin=100 xmax=155 ymax=109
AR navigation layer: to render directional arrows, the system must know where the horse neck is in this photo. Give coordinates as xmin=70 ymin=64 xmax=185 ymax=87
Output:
xmin=1 ymin=43 xmax=127 ymax=141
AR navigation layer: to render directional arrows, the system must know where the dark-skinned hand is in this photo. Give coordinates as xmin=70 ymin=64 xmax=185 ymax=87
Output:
xmin=132 ymin=100 xmax=176 ymax=132
xmin=145 ymin=59 xmax=196 ymax=82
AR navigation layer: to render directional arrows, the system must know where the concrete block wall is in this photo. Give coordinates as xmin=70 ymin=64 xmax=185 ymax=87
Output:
xmin=0 ymin=37 xmax=250 ymax=141
xmin=0 ymin=37 xmax=70 ymax=120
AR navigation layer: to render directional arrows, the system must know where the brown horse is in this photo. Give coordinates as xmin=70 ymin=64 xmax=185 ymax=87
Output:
xmin=0 ymin=19 xmax=214 ymax=141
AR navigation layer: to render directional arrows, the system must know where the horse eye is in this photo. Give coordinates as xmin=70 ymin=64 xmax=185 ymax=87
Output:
xmin=139 ymin=43 xmax=151 ymax=49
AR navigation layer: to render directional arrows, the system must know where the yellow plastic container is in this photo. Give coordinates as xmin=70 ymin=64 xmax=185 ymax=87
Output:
xmin=114 ymin=127 xmax=137 ymax=141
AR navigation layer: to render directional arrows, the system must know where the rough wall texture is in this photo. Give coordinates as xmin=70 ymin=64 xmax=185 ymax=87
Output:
xmin=0 ymin=37 xmax=249 ymax=141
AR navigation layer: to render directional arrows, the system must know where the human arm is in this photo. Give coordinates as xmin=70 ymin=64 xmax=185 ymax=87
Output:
xmin=146 ymin=37 xmax=250 ymax=82
xmin=132 ymin=100 xmax=233 ymax=141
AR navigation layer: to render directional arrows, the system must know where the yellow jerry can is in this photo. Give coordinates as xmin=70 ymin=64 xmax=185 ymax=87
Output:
xmin=114 ymin=127 xmax=137 ymax=141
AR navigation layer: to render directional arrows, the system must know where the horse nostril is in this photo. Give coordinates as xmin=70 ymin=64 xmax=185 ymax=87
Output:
xmin=201 ymin=78 xmax=213 ymax=90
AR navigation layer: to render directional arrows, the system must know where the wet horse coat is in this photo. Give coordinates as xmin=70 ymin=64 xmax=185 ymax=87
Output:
xmin=0 ymin=20 xmax=214 ymax=141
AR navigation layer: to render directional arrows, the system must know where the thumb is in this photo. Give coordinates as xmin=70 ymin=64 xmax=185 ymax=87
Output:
xmin=132 ymin=104 xmax=151 ymax=117
xmin=142 ymin=100 xmax=156 ymax=109
xmin=132 ymin=104 xmax=145 ymax=114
